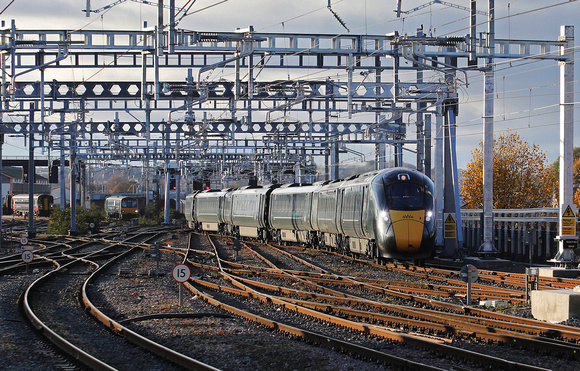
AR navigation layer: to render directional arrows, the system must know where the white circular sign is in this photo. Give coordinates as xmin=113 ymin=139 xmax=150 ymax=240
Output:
xmin=21 ymin=250 xmax=34 ymax=263
xmin=172 ymin=264 xmax=191 ymax=283
xmin=20 ymin=237 xmax=28 ymax=245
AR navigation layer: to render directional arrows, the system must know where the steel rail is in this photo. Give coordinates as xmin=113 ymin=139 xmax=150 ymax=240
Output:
xmin=389 ymin=261 xmax=580 ymax=290
xmin=216 ymin=270 xmax=580 ymax=342
xmin=203 ymin=236 xmax=580 ymax=356
xmin=301 ymin=247 xmax=560 ymax=299
xmin=219 ymin=266 xmax=526 ymax=304
xmin=279 ymin=296 xmax=580 ymax=357
xmin=186 ymin=280 xmax=444 ymax=370
xmin=227 ymin=242 xmax=580 ymax=342
xmin=22 ymin=248 xmax=117 ymax=370
xmin=200 ymin=237 xmax=556 ymax=370
xmin=81 ymin=235 xmax=220 ymax=371
xmin=189 ymin=277 xmax=548 ymax=371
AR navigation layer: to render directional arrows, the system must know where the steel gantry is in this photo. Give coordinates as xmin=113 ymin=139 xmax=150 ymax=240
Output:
xmin=0 ymin=3 xmax=575 ymax=260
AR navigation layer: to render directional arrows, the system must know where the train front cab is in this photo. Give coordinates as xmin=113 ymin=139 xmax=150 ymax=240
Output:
xmin=120 ymin=197 xmax=140 ymax=219
xmin=37 ymin=194 xmax=54 ymax=216
xmin=374 ymin=170 xmax=436 ymax=261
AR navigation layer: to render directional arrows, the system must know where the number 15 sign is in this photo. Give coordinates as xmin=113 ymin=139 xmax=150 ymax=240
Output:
xmin=172 ymin=264 xmax=191 ymax=283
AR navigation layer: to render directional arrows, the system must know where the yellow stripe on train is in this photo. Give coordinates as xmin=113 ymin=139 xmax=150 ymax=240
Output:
xmin=389 ymin=210 xmax=425 ymax=253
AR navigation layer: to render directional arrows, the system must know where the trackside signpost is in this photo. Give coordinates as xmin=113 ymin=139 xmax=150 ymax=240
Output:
xmin=21 ymin=250 xmax=34 ymax=274
xmin=460 ymin=264 xmax=478 ymax=305
xmin=172 ymin=263 xmax=191 ymax=306
xmin=21 ymin=235 xmax=33 ymax=274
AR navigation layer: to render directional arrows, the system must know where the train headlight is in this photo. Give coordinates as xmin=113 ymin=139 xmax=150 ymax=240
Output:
xmin=425 ymin=210 xmax=433 ymax=222
xmin=381 ymin=211 xmax=389 ymax=222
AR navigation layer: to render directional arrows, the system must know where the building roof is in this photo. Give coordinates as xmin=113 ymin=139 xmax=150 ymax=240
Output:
xmin=2 ymin=166 xmax=49 ymax=183
xmin=1 ymin=167 xmax=22 ymax=182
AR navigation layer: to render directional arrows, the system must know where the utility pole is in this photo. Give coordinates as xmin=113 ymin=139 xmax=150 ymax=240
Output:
xmin=0 ymin=131 xmax=3 ymax=250
xmin=552 ymin=25 xmax=577 ymax=266
xmin=27 ymin=103 xmax=36 ymax=238
xmin=479 ymin=0 xmax=497 ymax=257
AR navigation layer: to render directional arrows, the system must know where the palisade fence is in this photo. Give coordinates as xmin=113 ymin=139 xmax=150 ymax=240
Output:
xmin=460 ymin=208 xmax=579 ymax=263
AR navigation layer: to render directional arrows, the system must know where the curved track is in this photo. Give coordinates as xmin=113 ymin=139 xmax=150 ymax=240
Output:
xmin=4 ymin=228 xmax=580 ymax=370
xmin=4 ymin=229 xmax=216 ymax=370
xmin=183 ymin=234 xmax=580 ymax=370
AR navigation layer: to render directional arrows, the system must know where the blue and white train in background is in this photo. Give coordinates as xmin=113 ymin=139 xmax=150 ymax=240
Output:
xmin=184 ymin=168 xmax=436 ymax=263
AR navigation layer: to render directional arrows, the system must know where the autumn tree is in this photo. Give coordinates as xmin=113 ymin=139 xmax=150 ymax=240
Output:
xmin=551 ymin=147 xmax=580 ymax=208
xmin=105 ymin=174 xmax=126 ymax=193
xmin=111 ymin=180 xmax=140 ymax=193
xmin=460 ymin=131 xmax=557 ymax=209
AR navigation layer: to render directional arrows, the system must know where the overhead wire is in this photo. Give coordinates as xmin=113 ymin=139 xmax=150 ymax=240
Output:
xmin=175 ymin=0 xmax=228 ymax=25
xmin=251 ymin=1 xmax=568 ymax=95
xmin=0 ymin=0 xmax=15 ymax=15
xmin=180 ymin=1 xmax=579 ymax=166
xmin=6 ymin=1 xmax=574 ymax=160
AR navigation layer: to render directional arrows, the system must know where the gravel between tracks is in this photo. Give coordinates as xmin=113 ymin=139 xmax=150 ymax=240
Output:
xmin=88 ymin=236 xmax=388 ymax=371
xmin=4 ymin=233 xmax=580 ymax=370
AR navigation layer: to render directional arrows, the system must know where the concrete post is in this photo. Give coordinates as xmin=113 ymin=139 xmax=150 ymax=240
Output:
xmin=553 ymin=25 xmax=577 ymax=265
xmin=479 ymin=0 xmax=497 ymax=255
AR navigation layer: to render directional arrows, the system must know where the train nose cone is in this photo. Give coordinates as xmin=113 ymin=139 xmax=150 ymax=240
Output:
xmin=389 ymin=211 xmax=425 ymax=253
xmin=393 ymin=220 xmax=423 ymax=252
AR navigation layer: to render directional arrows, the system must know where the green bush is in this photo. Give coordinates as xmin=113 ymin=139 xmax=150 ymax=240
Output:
xmin=47 ymin=208 xmax=71 ymax=235
xmin=138 ymin=202 xmax=163 ymax=226
xmin=137 ymin=202 xmax=185 ymax=226
xmin=170 ymin=209 xmax=185 ymax=220
xmin=77 ymin=206 xmax=107 ymax=234
xmin=47 ymin=206 xmax=106 ymax=235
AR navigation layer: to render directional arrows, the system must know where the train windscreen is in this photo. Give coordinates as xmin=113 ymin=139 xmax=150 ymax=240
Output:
xmin=385 ymin=183 xmax=426 ymax=210
xmin=122 ymin=199 xmax=138 ymax=208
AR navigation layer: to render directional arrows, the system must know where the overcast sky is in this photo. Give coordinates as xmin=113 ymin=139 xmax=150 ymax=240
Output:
xmin=1 ymin=0 xmax=579 ymax=169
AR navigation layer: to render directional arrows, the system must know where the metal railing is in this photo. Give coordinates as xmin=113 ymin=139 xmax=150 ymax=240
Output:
xmin=460 ymin=208 xmax=569 ymax=262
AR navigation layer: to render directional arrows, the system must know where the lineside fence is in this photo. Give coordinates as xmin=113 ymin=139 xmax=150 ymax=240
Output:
xmin=460 ymin=208 xmax=579 ymax=263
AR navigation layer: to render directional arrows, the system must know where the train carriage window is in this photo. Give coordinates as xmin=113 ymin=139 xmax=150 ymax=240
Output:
xmin=122 ymin=199 xmax=138 ymax=208
xmin=385 ymin=183 xmax=425 ymax=210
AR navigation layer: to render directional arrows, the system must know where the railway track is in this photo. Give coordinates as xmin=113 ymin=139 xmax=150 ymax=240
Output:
xmin=183 ymin=234 xmax=580 ymax=370
xmin=1 ymin=228 xmax=222 ymax=370
xmin=3 ymin=229 xmax=580 ymax=369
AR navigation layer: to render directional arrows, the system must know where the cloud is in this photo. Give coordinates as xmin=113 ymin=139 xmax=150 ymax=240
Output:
xmin=1 ymin=0 xmax=578 ymax=167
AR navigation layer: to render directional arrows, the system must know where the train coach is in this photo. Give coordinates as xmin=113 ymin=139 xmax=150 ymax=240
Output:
xmin=105 ymin=195 xmax=146 ymax=220
xmin=11 ymin=194 xmax=54 ymax=217
xmin=185 ymin=167 xmax=436 ymax=263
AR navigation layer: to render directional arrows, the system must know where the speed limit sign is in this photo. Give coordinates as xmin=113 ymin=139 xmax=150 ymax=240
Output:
xmin=172 ymin=264 xmax=191 ymax=283
xmin=20 ymin=237 xmax=28 ymax=246
xmin=21 ymin=250 xmax=34 ymax=263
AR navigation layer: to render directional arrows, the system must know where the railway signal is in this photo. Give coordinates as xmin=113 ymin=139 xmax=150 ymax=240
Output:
xmin=460 ymin=264 xmax=478 ymax=305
